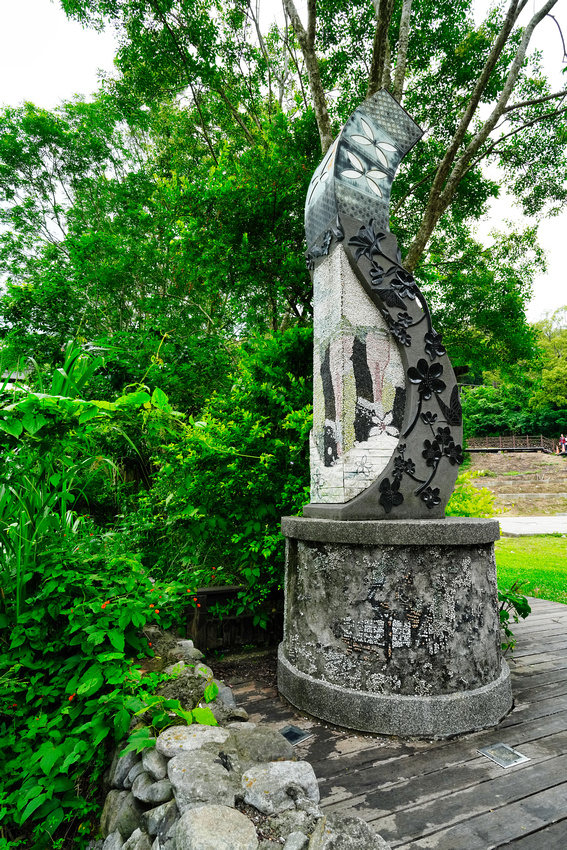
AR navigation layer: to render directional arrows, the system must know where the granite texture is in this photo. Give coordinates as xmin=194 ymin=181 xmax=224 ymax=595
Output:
xmin=278 ymin=648 xmax=511 ymax=738
xmin=278 ymin=518 xmax=511 ymax=737
xmin=281 ymin=516 xmax=500 ymax=546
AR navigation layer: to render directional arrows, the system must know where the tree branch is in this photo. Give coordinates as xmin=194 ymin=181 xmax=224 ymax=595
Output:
xmin=392 ymin=0 xmax=413 ymax=102
xmin=503 ymin=88 xmax=567 ymax=113
xmin=367 ymin=0 xmax=396 ymax=98
xmin=282 ymin=0 xmax=334 ymax=152
xmin=403 ymin=0 xmax=560 ymax=270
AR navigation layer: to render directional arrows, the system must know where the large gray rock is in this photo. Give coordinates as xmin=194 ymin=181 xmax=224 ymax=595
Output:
xmin=143 ymin=748 xmax=169 ymax=781
xmin=194 ymin=662 xmax=214 ymax=680
xmin=125 ymin=762 xmax=147 ymax=790
xmin=156 ymin=725 xmax=229 ymax=758
xmin=168 ymin=750 xmax=235 ymax=813
xmin=222 ymin=728 xmax=293 ymax=772
xmin=101 ymin=791 xmax=145 ymax=840
xmin=214 ymin=681 xmax=237 ymax=709
xmin=110 ymin=750 xmax=142 ymax=789
xmin=142 ymin=801 xmax=178 ymax=837
xmin=266 ymin=809 xmax=318 ymax=841
xmin=175 ymin=804 xmax=258 ymax=850
xmin=242 ymin=762 xmax=319 ymax=816
xmin=102 ymin=832 xmax=124 ymax=850
xmin=308 ymin=815 xmax=391 ymax=849
xmin=284 ymin=834 xmax=309 ymax=850
xmin=122 ymin=829 xmax=153 ymax=850
xmin=169 ymin=639 xmax=205 ymax=664
xmin=133 ymin=772 xmax=174 ymax=805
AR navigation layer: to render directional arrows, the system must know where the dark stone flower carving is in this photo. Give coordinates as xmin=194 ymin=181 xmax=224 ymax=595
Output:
xmin=422 ymin=439 xmax=442 ymax=466
xmin=396 ymin=312 xmax=413 ymax=328
xmin=407 ymin=358 xmax=446 ymax=400
xmin=306 ymin=253 xmax=315 ymax=271
xmin=421 ymin=411 xmax=438 ymax=426
xmin=382 ymin=310 xmax=412 ymax=347
xmin=348 ymin=220 xmax=386 ymax=261
xmin=379 ymin=477 xmax=404 ymax=513
xmin=421 ymin=486 xmax=441 ymax=509
xmin=424 ymin=330 xmax=446 ymax=360
xmin=370 ymin=262 xmax=387 ymax=287
xmin=393 ymin=456 xmax=416 ymax=480
xmin=444 ymin=441 xmax=464 ymax=465
xmin=391 ymin=269 xmax=416 ymax=299
xmin=435 ymin=426 xmax=453 ymax=448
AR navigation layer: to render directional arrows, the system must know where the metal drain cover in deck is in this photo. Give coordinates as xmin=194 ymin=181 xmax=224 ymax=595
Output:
xmin=478 ymin=743 xmax=530 ymax=768
xmin=280 ymin=725 xmax=313 ymax=745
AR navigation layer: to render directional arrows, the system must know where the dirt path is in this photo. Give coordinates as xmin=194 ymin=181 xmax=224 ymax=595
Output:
xmin=469 ymin=451 xmax=567 ymax=516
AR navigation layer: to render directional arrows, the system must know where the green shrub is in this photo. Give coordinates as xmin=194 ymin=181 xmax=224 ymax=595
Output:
xmin=138 ymin=327 xmax=313 ymax=623
xmin=445 ymin=470 xmax=498 ymax=518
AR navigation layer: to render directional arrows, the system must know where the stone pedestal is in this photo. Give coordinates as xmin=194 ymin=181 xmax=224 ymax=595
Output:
xmin=278 ymin=517 xmax=512 ymax=738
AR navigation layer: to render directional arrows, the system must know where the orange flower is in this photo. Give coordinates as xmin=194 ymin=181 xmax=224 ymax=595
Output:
xmin=155 ymin=609 xmax=159 ymax=614
xmin=68 ymin=693 xmax=76 ymax=701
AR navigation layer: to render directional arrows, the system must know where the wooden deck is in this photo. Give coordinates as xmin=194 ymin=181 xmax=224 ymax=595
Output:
xmin=230 ymin=598 xmax=567 ymax=848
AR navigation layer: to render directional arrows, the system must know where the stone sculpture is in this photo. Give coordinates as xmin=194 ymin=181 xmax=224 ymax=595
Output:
xmin=278 ymin=90 xmax=512 ymax=738
xmin=303 ymin=89 xmax=463 ymax=520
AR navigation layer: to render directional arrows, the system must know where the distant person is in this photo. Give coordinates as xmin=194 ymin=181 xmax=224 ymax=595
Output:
xmin=560 ymin=434 xmax=566 ymax=454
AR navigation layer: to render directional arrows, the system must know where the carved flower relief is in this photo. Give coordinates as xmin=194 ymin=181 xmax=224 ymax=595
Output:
xmin=392 ymin=456 xmax=416 ymax=480
xmin=350 ymin=118 xmax=398 ymax=169
xmin=378 ymin=477 xmax=404 ymax=513
xmin=369 ymin=410 xmax=399 ymax=439
xmin=422 ymin=439 xmax=442 ymax=467
xmin=420 ymin=486 xmax=441 ymax=509
xmin=424 ymin=330 xmax=446 ymax=360
xmin=341 ymin=150 xmax=388 ymax=198
xmin=407 ymin=358 xmax=446 ymax=399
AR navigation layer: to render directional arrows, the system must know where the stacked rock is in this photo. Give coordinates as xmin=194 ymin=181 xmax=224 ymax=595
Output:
xmin=100 ymin=689 xmax=390 ymax=850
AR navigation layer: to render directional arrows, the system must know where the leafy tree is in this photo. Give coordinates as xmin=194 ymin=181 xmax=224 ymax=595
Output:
xmin=283 ymin=0 xmax=566 ymax=268
xmin=530 ymin=305 xmax=567 ymax=412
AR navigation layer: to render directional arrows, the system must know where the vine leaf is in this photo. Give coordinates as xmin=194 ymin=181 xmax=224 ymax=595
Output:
xmin=436 ymin=385 xmax=462 ymax=426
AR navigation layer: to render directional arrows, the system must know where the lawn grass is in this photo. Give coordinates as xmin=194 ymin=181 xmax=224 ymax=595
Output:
xmin=495 ymin=535 xmax=567 ymax=605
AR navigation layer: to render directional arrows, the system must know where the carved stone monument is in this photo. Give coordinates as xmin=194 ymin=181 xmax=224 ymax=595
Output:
xmin=278 ymin=91 xmax=512 ymax=737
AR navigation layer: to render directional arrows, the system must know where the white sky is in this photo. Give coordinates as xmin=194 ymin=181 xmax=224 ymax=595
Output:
xmin=0 ymin=0 xmax=565 ymax=322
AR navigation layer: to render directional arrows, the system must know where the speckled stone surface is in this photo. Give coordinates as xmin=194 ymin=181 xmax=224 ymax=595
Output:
xmin=278 ymin=517 xmax=511 ymax=737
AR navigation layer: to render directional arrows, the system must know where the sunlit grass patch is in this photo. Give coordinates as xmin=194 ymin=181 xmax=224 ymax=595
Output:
xmin=495 ymin=535 xmax=567 ymax=605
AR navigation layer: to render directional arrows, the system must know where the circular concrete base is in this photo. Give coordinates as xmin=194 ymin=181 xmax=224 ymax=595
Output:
xmin=278 ymin=645 xmax=512 ymax=738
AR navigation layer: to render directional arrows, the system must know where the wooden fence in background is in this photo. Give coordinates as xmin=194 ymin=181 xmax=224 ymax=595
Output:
xmin=466 ymin=435 xmax=557 ymax=453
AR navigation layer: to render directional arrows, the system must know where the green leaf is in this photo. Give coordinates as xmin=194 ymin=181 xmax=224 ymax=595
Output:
xmin=203 ymin=682 xmax=219 ymax=703
xmin=108 ymin=630 xmax=125 ymax=652
xmin=77 ymin=668 xmax=104 ymax=696
xmin=191 ymin=706 xmax=217 ymax=726
xmin=78 ymin=406 xmax=99 ymax=424
xmin=0 ymin=419 xmax=23 ymax=438
xmin=22 ymin=413 xmax=49 ymax=434
xmin=44 ymin=805 xmax=65 ymax=836
xmin=39 ymin=746 xmax=63 ymax=775
xmin=20 ymin=793 xmax=49 ymax=824
xmin=97 ymin=651 xmax=124 ymax=662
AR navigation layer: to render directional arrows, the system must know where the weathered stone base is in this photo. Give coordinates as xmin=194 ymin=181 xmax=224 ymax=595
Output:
xmin=278 ymin=516 xmax=513 ymax=738
xmin=278 ymin=646 xmax=512 ymax=738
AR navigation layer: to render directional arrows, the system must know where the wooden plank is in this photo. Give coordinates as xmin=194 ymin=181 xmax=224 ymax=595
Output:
xmin=499 ymin=693 xmax=567 ymax=727
xmin=320 ymin=730 xmax=567 ymax=823
xmin=512 ymin=676 xmax=567 ymax=705
xmin=498 ymin=817 xmax=567 ymax=848
xmin=401 ymin=783 xmax=567 ymax=849
xmin=316 ymin=710 xmax=567 ymax=786
xmin=368 ymin=753 xmax=567 ymax=846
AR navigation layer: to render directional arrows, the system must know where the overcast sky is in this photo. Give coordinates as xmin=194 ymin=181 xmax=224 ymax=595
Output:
xmin=0 ymin=0 xmax=564 ymax=322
